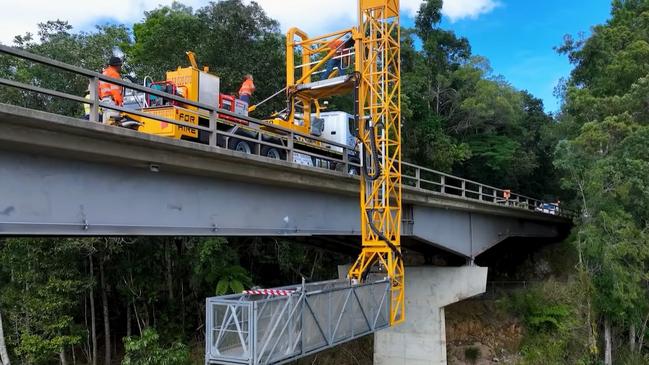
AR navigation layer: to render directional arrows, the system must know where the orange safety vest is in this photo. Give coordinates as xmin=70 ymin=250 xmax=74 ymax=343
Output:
xmin=328 ymin=39 xmax=344 ymax=53
xmin=98 ymin=66 xmax=123 ymax=105
xmin=239 ymin=79 xmax=255 ymax=96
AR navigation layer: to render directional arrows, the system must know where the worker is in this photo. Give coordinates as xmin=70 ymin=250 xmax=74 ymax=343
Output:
xmin=98 ymin=55 xmax=124 ymax=125
xmin=238 ymin=74 xmax=255 ymax=105
xmin=324 ymin=36 xmax=354 ymax=79
xmin=83 ymin=87 xmax=91 ymax=120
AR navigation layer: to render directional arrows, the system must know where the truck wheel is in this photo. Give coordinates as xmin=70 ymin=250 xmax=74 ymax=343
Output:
xmin=261 ymin=145 xmax=285 ymax=160
xmin=347 ymin=157 xmax=361 ymax=175
xmin=229 ymin=138 xmax=253 ymax=154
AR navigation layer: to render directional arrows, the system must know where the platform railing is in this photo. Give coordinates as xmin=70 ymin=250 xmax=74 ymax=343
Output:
xmin=205 ymin=279 xmax=390 ymax=365
xmin=0 ymin=45 xmax=571 ymax=218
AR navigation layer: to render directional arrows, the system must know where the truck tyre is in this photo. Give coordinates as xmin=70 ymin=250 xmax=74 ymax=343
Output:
xmin=228 ymin=138 xmax=253 ymax=155
xmin=261 ymin=145 xmax=285 ymax=160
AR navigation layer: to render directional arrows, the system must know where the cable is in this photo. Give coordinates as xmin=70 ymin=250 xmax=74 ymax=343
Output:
xmin=353 ymin=71 xmax=403 ymax=268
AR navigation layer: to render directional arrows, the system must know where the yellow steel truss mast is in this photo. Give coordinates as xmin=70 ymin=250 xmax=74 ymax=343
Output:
xmin=348 ymin=0 xmax=404 ymax=326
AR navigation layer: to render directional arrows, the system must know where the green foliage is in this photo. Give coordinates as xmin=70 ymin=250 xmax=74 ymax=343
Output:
xmin=215 ymin=266 xmax=250 ymax=295
xmin=122 ymin=328 xmax=190 ymax=365
xmin=555 ymin=2 xmax=649 ymax=360
xmin=502 ymin=281 xmax=595 ymax=364
xmin=0 ymin=239 xmax=85 ymax=364
xmin=190 ymin=238 xmax=252 ymax=295
xmin=507 ymin=287 xmax=570 ymax=333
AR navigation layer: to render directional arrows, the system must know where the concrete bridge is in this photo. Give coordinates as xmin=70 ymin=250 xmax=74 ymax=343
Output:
xmin=0 ymin=102 xmax=571 ymax=364
xmin=0 ymin=103 xmax=569 ymax=258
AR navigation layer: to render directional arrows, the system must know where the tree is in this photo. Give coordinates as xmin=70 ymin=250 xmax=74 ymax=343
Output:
xmin=128 ymin=0 xmax=285 ymax=116
xmin=555 ymin=2 xmax=649 ymax=361
xmin=0 ymin=307 xmax=9 ymax=365
xmin=121 ymin=329 xmax=189 ymax=365
xmin=0 ymin=239 xmax=84 ymax=364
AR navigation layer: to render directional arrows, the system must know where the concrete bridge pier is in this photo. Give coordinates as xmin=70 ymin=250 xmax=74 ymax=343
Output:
xmin=373 ymin=266 xmax=488 ymax=365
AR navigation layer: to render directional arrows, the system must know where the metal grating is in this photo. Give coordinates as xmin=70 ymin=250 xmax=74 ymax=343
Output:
xmin=205 ymin=279 xmax=390 ymax=365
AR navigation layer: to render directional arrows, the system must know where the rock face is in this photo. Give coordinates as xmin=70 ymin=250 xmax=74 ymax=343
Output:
xmin=445 ymin=300 xmax=524 ymax=365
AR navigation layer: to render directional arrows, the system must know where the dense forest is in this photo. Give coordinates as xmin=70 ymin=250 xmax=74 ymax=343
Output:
xmin=0 ymin=0 xmax=647 ymax=364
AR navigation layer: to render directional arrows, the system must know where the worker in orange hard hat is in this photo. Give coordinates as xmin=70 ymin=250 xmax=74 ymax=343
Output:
xmin=324 ymin=35 xmax=354 ymax=79
xmin=238 ymin=74 xmax=255 ymax=105
xmin=98 ymin=55 xmax=124 ymax=124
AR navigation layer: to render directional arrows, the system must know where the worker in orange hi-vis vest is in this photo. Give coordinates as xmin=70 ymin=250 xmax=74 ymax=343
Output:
xmin=324 ymin=35 xmax=354 ymax=79
xmin=98 ymin=56 xmax=124 ymax=125
xmin=238 ymin=74 xmax=255 ymax=105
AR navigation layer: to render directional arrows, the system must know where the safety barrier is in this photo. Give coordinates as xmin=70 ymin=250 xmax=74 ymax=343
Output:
xmin=0 ymin=45 xmax=571 ymax=219
xmin=205 ymin=279 xmax=390 ymax=365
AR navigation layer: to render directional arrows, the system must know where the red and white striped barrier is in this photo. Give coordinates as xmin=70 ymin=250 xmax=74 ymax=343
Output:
xmin=243 ymin=289 xmax=295 ymax=296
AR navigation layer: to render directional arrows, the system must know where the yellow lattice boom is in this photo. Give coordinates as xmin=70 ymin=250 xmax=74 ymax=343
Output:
xmin=348 ymin=0 xmax=404 ymax=326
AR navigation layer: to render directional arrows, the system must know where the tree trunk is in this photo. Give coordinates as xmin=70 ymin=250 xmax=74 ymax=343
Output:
xmin=132 ymin=301 xmax=142 ymax=335
xmin=0 ymin=308 xmax=10 ymax=365
xmin=89 ymin=256 xmax=97 ymax=365
xmin=59 ymin=347 xmax=68 ymax=365
xmin=126 ymin=302 xmax=132 ymax=338
xmin=165 ymin=243 xmax=174 ymax=301
xmin=630 ymin=323 xmax=636 ymax=353
xmin=604 ymin=317 xmax=612 ymax=365
xmin=99 ymin=259 xmax=111 ymax=365
xmin=639 ymin=311 xmax=649 ymax=356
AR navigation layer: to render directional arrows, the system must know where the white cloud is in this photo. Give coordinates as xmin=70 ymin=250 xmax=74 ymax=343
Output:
xmin=253 ymin=0 xmax=499 ymax=34
xmin=0 ymin=0 xmax=206 ymax=45
xmin=249 ymin=0 xmax=356 ymax=35
xmin=442 ymin=0 xmax=500 ymax=22
xmin=402 ymin=0 xmax=499 ymax=22
xmin=0 ymin=0 xmax=499 ymax=46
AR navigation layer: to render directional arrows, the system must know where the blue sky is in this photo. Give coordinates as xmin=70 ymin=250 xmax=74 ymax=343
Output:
xmin=1 ymin=0 xmax=612 ymax=111
xmin=431 ymin=1 xmax=611 ymax=112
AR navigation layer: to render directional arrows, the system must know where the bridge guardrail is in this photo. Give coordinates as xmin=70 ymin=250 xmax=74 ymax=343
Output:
xmin=0 ymin=45 xmax=572 ymax=219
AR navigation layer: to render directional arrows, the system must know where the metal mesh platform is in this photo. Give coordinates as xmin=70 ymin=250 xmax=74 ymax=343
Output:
xmin=205 ymin=279 xmax=390 ymax=365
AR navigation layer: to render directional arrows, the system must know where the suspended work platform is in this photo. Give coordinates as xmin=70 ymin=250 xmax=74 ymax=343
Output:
xmin=293 ymin=74 xmax=357 ymax=100
xmin=205 ymin=279 xmax=390 ymax=365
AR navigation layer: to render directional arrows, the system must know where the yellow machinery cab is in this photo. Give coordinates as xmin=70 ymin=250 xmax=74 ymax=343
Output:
xmin=129 ymin=52 xmax=220 ymax=141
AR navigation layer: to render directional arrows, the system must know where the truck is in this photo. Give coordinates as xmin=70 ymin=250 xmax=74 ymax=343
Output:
xmin=122 ymin=52 xmax=360 ymax=173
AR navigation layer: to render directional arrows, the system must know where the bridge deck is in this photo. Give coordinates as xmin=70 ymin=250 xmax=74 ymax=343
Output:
xmin=0 ymin=103 xmax=570 ymax=258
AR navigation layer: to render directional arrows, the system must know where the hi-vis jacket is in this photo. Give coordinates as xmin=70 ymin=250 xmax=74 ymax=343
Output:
xmin=98 ymin=66 xmax=124 ymax=105
xmin=239 ymin=79 xmax=255 ymax=97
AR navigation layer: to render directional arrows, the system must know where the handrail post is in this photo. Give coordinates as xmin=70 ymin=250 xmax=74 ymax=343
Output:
xmin=90 ymin=77 xmax=99 ymax=123
xmin=461 ymin=180 xmax=466 ymax=198
xmin=209 ymin=110 xmax=217 ymax=147
xmin=415 ymin=168 xmax=420 ymax=189
xmin=287 ymin=132 xmax=294 ymax=163
xmin=478 ymin=186 xmax=483 ymax=201
xmin=342 ymin=146 xmax=349 ymax=174
xmin=493 ymin=189 xmax=497 ymax=203
xmin=440 ymin=175 xmax=446 ymax=194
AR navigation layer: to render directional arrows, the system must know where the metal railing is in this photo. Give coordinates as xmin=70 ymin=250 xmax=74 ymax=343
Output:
xmin=401 ymin=162 xmax=559 ymax=214
xmin=0 ymin=45 xmax=570 ymax=218
xmin=205 ymin=279 xmax=390 ymax=365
